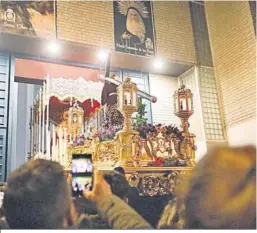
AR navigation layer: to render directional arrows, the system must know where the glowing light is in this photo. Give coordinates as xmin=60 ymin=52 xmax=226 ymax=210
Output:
xmin=153 ymin=59 xmax=164 ymax=69
xmin=98 ymin=49 xmax=109 ymax=61
xmin=47 ymin=41 xmax=60 ymax=54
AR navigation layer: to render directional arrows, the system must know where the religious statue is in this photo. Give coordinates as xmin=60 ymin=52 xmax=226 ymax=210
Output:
xmin=101 ymin=74 xmax=124 ymax=130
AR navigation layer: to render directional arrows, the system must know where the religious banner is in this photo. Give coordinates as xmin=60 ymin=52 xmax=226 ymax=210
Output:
xmin=113 ymin=1 xmax=156 ymax=57
xmin=0 ymin=0 xmax=55 ymax=38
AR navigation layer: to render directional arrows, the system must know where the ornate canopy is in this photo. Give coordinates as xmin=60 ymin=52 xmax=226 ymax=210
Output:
xmin=45 ymin=76 xmax=104 ymax=103
xmin=43 ymin=76 xmax=103 ymax=124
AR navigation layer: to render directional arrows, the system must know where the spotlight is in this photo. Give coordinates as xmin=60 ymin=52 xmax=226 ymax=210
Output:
xmin=153 ymin=59 xmax=164 ymax=69
xmin=47 ymin=41 xmax=60 ymax=54
xmin=98 ymin=49 xmax=109 ymax=61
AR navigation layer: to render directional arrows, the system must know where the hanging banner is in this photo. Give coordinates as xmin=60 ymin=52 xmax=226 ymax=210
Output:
xmin=0 ymin=0 xmax=55 ymax=38
xmin=113 ymin=1 xmax=156 ymax=57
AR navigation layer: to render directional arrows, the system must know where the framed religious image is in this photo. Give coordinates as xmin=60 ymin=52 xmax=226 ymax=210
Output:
xmin=0 ymin=0 xmax=56 ymax=38
xmin=113 ymin=1 xmax=156 ymax=57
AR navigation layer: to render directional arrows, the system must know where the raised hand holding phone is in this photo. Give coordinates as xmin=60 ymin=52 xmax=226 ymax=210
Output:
xmin=72 ymin=154 xmax=93 ymax=197
xmin=83 ymin=169 xmax=112 ymax=204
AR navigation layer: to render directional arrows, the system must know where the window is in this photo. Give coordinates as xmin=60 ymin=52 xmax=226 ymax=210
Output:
xmin=199 ymin=67 xmax=225 ymax=141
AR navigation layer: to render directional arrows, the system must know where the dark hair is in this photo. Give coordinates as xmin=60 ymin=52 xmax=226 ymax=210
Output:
xmin=3 ymin=159 xmax=71 ymax=229
xmin=185 ymin=146 xmax=256 ymax=229
xmin=114 ymin=167 xmax=125 ymax=176
xmin=103 ymin=171 xmax=130 ymax=200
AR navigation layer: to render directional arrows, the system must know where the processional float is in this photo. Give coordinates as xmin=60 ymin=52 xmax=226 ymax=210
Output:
xmin=29 ymin=54 xmax=197 ymax=197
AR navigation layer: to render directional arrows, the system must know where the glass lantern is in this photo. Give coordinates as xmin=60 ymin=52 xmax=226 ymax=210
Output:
xmin=117 ymin=75 xmax=138 ymax=113
xmin=173 ymin=83 xmax=194 ymax=117
xmin=124 ymin=90 xmax=132 ymax=106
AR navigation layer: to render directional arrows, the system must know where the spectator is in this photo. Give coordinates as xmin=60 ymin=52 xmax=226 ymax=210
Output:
xmin=157 ymin=197 xmax=185 ymax=229
xmin=75 ymin=170 xmax=132 ymax=228
xmin=0 ymin=207 xmax=9 ymax=229
xmin=103 ymin=171 xmax=131 ymax=202
xmin=157 ymin=172 xmax=190 ymax=229
xmin=114 ymin=167 xmax=125 ymax=176
xmin=184 ymin=146 xmax=256 ymax=229
xmin=3 ymin=160 xmax=151 ymax=229
xmin=3 ymin=159 xmax=77 ymax=229
xmin=83 ymin=169 xmax=152 ymax=229
xmin=0 ymin=183 xmax=9 ymax=229
xmin=113 ymin=167 xmax=140 ymax=206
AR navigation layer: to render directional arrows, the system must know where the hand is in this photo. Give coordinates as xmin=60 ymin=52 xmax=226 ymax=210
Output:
xmin=83 ymin=169 xmax=112 ymax=204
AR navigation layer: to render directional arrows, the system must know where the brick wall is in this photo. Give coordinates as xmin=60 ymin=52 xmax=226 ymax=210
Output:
xmin=57 ymin=1 xmax=196 ymax=63
xmin=205 ymin=1 xmax=256 ymax=127
xmin=57 ymin=1 xmax=114 ymax=49
xmin=153 ymin=1 xmax=196 ymax=63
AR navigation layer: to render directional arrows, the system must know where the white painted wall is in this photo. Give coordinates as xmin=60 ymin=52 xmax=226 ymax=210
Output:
xmin=227 ymin=117 xmax=256 ymax=146
xmin=149 ymin=74 xmax=180 ymax=127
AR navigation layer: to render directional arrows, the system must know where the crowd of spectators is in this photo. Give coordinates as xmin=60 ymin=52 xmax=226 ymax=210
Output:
xmin=0 ymin=145 xmax=255 ymax=229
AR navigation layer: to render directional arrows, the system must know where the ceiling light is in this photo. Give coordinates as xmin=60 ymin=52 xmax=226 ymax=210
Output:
xmin=47 ymin=41 xmax=60 ymax=54
xmin=153 ymin=59 xmax=164 ymax=69
xmin=98 ymin=49 xmax=109 ymax=61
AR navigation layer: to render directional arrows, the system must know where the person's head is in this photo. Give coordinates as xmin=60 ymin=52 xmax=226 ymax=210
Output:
xmin=3 ymin=159 xmax=76 ymax=229
xmin=114 ymin=167 xmax=125 ymax=176
xmin=185 ymin=146 xmax=256 ymax=229
xmin=103 ymin=171 xmax=130 ymax=203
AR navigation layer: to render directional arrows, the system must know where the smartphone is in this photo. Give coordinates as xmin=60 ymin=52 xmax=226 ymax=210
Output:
xmin=72 ymin=153 xmax=93 ymax=197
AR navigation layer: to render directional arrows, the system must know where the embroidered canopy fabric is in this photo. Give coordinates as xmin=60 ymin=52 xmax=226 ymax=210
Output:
xmin=45 ymin=76 xmax=104 ymax=103
xmin=45 ymin=76 xmax=103 ymax=124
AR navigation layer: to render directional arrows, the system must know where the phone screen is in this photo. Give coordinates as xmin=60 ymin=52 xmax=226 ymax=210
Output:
xmin=72 ymin=154 xmax=93 ymax=197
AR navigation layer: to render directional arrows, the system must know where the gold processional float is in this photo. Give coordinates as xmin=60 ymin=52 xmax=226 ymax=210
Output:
xmin=29 ymin=74 xmax=196 ymax=197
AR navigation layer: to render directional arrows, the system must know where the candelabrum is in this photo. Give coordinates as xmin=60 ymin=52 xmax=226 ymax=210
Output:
xmin=116 ymin=75 xmax=139 ymax=167
xmin=173 ymin=82 xmax=196 ymax=166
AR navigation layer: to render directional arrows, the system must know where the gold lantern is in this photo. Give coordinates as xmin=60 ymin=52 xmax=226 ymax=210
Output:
xmin=173 ymin=82 xmax=196 ymax=166
xmin=117 ymin=74 xmax=138 ymax=131
xmin=116 ymin=74 xmax=139 ymax=167
xmin=173 ymin=82 xmax=194 ymax=135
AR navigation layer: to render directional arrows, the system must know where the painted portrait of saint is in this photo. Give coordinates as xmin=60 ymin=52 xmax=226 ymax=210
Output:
xmin=0 ymin=1 xmax=55 ymax=38
xmin=126 ymin=7 xmax=146 ymax=44
xmin=114 ymin=1 xmax=155 ymax=57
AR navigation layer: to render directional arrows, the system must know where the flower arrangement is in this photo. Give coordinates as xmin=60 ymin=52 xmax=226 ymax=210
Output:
xmin=133 ymin=123 xmax=184 ymax=141
xmin=72 ymin=135 xmax=85 ymax=146
xmin=148 ymin=157 xmax=188 ymax=167
xmin=98 ymin=125 xmax=123 ymax=141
